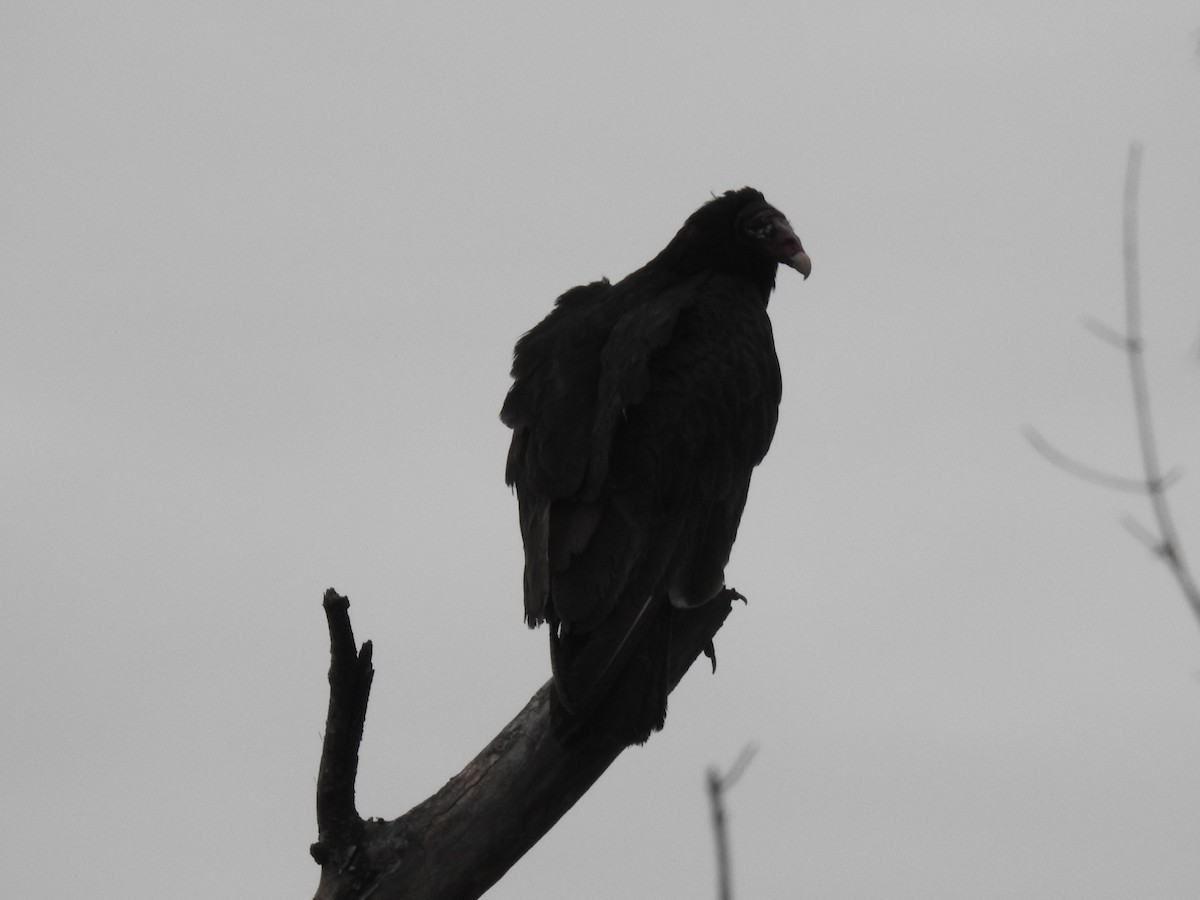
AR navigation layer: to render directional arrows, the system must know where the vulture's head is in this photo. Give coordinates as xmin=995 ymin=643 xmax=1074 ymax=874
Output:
xmin=657 ymin=187 xmax=811 ymax=288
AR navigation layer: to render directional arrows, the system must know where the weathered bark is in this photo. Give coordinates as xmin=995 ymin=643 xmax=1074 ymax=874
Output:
xmin=312 ymin=587 xmax=739 ymax=900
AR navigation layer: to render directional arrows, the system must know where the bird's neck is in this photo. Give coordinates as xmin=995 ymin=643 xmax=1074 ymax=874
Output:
xmin=646 ymin=233 xmax=777 ymax=304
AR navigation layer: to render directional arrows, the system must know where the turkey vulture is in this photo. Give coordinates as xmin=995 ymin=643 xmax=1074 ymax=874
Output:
xmin=501 ymin=188 xmax=810 ymax=744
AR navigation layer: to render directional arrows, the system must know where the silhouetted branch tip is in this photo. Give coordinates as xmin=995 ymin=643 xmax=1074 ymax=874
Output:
xmin=323 ymin=587 xmax=350 ymax=614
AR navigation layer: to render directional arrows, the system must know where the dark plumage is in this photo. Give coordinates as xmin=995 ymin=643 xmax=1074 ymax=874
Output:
xmin=500 ymin=188 xmax=810 ymax=743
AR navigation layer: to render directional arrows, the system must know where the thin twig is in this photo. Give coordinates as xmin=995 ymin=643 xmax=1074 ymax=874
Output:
xmin=708 ymin=743 xmax=758 ymax=900
xmin=1081 ymin=316 xmax=1131 ymax=352
xmin=1121 ymin=514 xmax=1166 ymax=556
xmin=1029 ymin=145 xmax=1200 ymax=634
xmin=1121 ymin=143 xmax=1200 ymax=628
xmin=1024 ymin=427 xmax=1152 ymax=494
xmin=706 ymin=769 xmax=732 ymax=900
xmin=721 ymin=743 xmax=758 ymax=791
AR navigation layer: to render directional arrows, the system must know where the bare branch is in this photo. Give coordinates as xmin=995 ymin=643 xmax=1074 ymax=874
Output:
xmin=707 ymin=768 xmax=732 ymax=900
xmin=1081 ymin=316 xmax=1130 ymax=351
xmin=1120 ymin=143 xmax=1200 ymax=626
xmin=719 ymin=742 xmax=758 ymax=793
xmin=312 ymin=589 xmax=374 ymax=874
xmin=1030 ymin=145 xmax=1200 ymax=631
xmin=707 ymin=743 xmax=757 ymax=900
xmin=1023 ymin=427 xmax=1150 ymax=494
xmin=1121 ymin=514 xmax=1168 ymax=556
xmin=312 ymin=588 xmax=741 ymax=900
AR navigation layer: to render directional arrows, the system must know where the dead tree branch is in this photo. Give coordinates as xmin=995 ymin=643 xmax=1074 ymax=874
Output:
xmin=1028 ymin=142 xmax=1200 ymax=631
xmin=1118 ymin=144 xmax=1200 ymax=622
xmin=312 ymin=587 xmax=741 ymax=900
xmin=312 ymin=589 xmax=374 ymax=878
xmin=707 ymin=742 xmax=757 ymax=900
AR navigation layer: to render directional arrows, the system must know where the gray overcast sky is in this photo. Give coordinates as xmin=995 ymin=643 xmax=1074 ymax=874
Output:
xmin=3 ymin=2 xmax=1200 ymax=898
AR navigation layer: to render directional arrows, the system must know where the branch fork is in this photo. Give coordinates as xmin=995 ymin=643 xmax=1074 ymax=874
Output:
xmin=312 ymin=587 xmax=741 ymax=900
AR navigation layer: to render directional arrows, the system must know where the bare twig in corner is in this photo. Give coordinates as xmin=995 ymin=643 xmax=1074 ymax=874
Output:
xmin=707 ymin=742 xmax=758 ymax=900
xmin=1121 ymin=144 xmax=1200 ymax=625
xmin=1028 ymin=143 xmax=1200 ymax=632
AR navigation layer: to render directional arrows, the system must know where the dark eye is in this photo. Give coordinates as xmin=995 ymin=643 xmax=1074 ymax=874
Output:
xmin=746 ymin=216 xmax=775 ymax=240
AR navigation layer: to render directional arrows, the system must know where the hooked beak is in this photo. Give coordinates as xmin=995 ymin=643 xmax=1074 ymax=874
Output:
xmin=772 ymin=216 xmax=811 ymax=280
xmin=786 ymin=250 xmax=812 ymax=280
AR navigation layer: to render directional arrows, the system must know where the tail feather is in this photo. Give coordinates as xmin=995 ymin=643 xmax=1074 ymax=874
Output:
xmin=550 ymin=596 xmax=674 ymax=745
